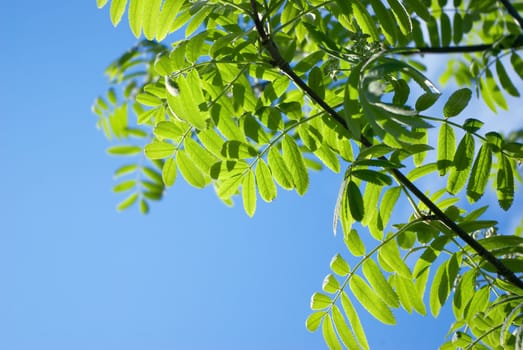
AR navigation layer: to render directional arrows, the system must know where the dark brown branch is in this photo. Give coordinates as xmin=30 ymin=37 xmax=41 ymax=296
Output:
xmin=249 ymin=0 xmax=523 ymax=289
xmin=398 ymin=35 xmax=523 ymax=55
xmin=499 ymin=0 xmax=523 ymax=31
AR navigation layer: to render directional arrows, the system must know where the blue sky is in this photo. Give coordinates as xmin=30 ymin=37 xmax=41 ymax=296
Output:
xmin=1 ymin=2 xmax=522 ymax=349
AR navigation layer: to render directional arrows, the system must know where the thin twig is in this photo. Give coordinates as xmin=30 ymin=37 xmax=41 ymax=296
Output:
xmin=249 ymin=0 xmax=523 ymax=289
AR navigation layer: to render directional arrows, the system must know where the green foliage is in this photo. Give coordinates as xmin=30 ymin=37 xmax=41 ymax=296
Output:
xmin=93 ymin=0 xmax=523 ymax=348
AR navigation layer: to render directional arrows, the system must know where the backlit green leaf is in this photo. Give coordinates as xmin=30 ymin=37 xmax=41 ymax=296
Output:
xmin=177 ymin=149 xmax=207 ymax=188
xmin=466 ymin=144 xmax=492 ymax=202
xmin=242 ymin=170 xmax=256 ymax=217
xmin=144 ymin=142 xmax=176 ymax=159
xmin=332 ymin=305 xmax=360 ymax=350
xmin=362 ymin=259 xmax=399 ymax=308
xmin=128 ymin=0 xmax=144 ymax=37
xmin=447 ymin=133 xmax=474 ymax=194
xmin=255 ymin=160 xmax=277 ymax=202
xmin=162 ymin=157 xmax=177 ymax=187
xmin=156 ymin=0 xmax=184 ymax=41
xmin=350 ymin=1 xmax=380 ymax=41
xmin=443 ymin=88 xmax=472 ymax=118
xmin=107 ymin=145 xmax=142 ymax=156
xmin=344 ymin=229 xmax=365 ymax=257
xmin=511 ymin=53 xmax=523 ymax=81
xmin=322 ymin=314 xmax=342 ymax=350
xmin=282 ymin=136 xmax=309 ymax=195
xmin=322 ymin=274 xmax=341 ymax=293
xmin=437 ymin=123 xmax=455 ymax=175
xmin=110 ymin=0 xmax=128 ymax=26
xmin=221 ymin=140 xmax=258 ymax=159
xmin=497 ymin=154 xmax=514 ymax=210
xmin=114 ymin=164 xmax=138 ymax=178
xmin=311 ymin=292 xmax=332 ymax=310
xmin=496 ymin=59 xmax=520 ymax=97
xmin=379 ymin=186 xmax=401 ymax=230
xmin=387 ymin=0 xmax=412 ymax=36
xmin=330 ymin=254 xmax=350 ymax=276
xmin=117 ymin=192 xmax=138 ymax=211
xmin=350 ymin=275 xmax=396 ymax=325
xmin=113 ymin=179 xmax=136 ymax=192
xmin=306 ymin=311 xmax=326 ymax=332
xmin=341 ymin=293 xmax=370 ymax=350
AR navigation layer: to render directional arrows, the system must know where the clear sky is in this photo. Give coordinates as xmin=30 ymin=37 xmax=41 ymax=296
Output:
xmin=1 ymin=2 xmax=522 ymax=350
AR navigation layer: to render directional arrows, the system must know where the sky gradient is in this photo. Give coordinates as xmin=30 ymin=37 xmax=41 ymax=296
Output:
xmin=1 ymin=2 xmax=522 ymax=349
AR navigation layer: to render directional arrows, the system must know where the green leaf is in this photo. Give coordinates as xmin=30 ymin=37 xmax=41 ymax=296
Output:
xmin=306 ymin=311 xmax=326 ymax=332
xmin=496 ymin=59 xmax=520 ymax=97
xmin=429 ymin=255 xmax=459 ymax=318
xmin=362 ymin=259 xmax=400 ymax=308
xmin=330 ymin=254 xmax=350 ymax=276
xmin=485 ymin=67 xmax=508 ymax=111
xmin=393 ymin=274 xmax=426 ymax=315
xmin=464 ymin=286 xmax=490 ymax=321
xmin=452 ymin=12 xmax=463 ymax=44
xmin=350 ymin=275 xmax=396 ymax=325
xmin=447 ymin=133 xmax=474 ymax=194
xmin=379 ymin=186 xmax=401 ymax=230
xmin=128 ymin=0 xmax=144 ymax=37
xmin=351 ymin=169 xmax=392 ymax=186
xmin=332 ymin=305 xmax=360 ymax=350
xmin=387 ymin=0 xmax=412 ymax=35
xmin=346 ymin=180 xmax=364 ymax=222
xmin=110 ymin=0 xmax=128 ymax=26
xmin=97 ymin=0 xmax=109 ymax=8
xmin=142 ymin=0 xmax=161 ymax=40
xmin=255 ymin=160 xmax=277 ymax=202
xmin=462 ymin=118 xmax=483 ymax=133
xmin=267 ymin=147 xmax=293 ymax=190
xmin=162 ymin=157 xmax=177 ymax=187
xmin=156 ymin=0 xmax=184 ymax=41
xmin=242 ymin=170 xmax=256 ymax=217
xmin=322 ymin=314 xmax=342 ymax=350
xmin=282 ymin=136 xmax=309 ymax=195
xmin=117 ymin=192 xmax=138 ymax=211
xmin=379 ymin=238 xmax=411 ymax=278
xmin=107 ymin=145 xmax=142 ymax=156
xmin=350 ymin=1 xmax=380 ymax=41
xmin=403 ymin=0 xmax=432 ymax=21
xmin=340 ymin=293 xmax=370 ymax=350
xmin=210 ymin=160 xmax=249 ymax=180
xmin=184 ymin=138 xmax=216 ymax=174
xmin=311 ymin=292 xmax=332 ymax=310
xmin=144 ymin=142 xmax=176 ymax=159
xmin=113 ymin=179 xmax=136 ymax=192
xmin=415 ymin=92 xmax=441 ymax=111
xmin=166 ymin=71 xmax=208 ymax=130
xmin=440 ymin=12 xmax=451 ymax=46
xmin=344 ymin=229 xmax=365 ymax=257
xmin=221 ymin=140 xmax=258 ymax=159
xmin=497 ymin=154 xmax=514 ymax=210
xmin=154 ymin=121 xmax=186 ymax=141
xmin=437 ymin=123 xmax=456 ymax=175
xmin=368 ymin=0 xmax=397 ymax=44
xmin=139 ymin=199 xmax=149 ymax=214
xmin=322 ymin=274 xmax=341 ymax=293
xmin=511 ymin=53 xmax=523 ymax=81
xmin=114 ymin=164 xmax=138 ymax=178
xmin=176 ymin=149 xmax=208 ymax=188
xmin=443 ymin=88 xmax=472 ymax=118
xmin=466 ymin=144 xmax=492 ymax=202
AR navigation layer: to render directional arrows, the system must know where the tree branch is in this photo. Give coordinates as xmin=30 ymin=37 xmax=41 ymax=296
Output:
xmin=499 ymin=0 xmax=523 ymax=31
xmin=249 ymin=0 xmax=523 ymax=289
